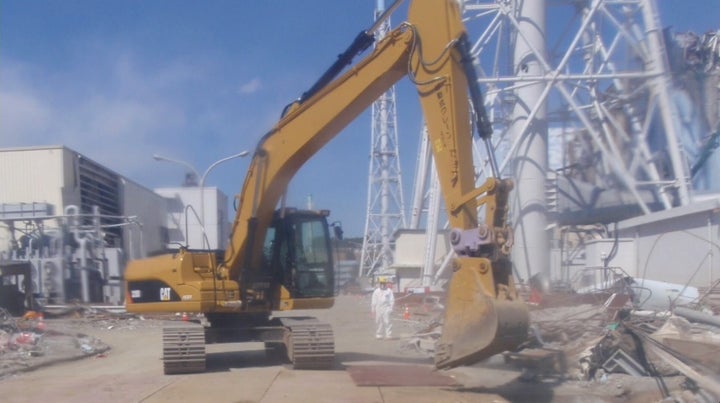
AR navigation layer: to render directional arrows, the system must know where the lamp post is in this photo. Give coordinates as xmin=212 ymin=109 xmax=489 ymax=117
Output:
xmin=153 ymin=150 xmax=250 ymax=248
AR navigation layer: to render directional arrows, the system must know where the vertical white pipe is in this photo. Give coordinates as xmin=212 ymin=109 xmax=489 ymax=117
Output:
xmin=509 ymin=0 xmax=549 ymax=282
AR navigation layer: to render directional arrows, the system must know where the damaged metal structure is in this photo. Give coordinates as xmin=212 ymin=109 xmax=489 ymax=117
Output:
xmin=392 ymin=2 xmax=720 ymax=318
xmin=0 ymin=203 xmax=131 ymax=307
xmin=552 ymin=24 xmax=720 ymax=295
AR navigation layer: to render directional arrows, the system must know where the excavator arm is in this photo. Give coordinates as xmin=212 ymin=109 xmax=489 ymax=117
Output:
xmin=217 ymin=0 xmax=529 ymax=369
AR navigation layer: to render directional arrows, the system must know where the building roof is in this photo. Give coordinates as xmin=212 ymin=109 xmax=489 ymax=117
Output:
xmin=0 ymin=144 xmax=158 ymax=195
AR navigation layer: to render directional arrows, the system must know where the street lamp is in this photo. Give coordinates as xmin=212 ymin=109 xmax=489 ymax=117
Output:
xmin=153 ymin=150 xmax=250 ymax=248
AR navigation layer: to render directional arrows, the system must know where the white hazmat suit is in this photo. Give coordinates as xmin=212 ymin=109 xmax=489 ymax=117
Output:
xmin=371 ymin=282 xmax=394 ymax=339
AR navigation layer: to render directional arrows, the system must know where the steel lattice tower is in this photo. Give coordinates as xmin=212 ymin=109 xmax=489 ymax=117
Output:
xmin=359 ymin=0 xmax=407 ymax=279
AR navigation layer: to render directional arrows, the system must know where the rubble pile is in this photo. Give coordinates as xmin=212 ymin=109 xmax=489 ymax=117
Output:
xmin=513 ymin=296 xmax=720 ymax=399
xmin=0 ymin=309 xmax=49 ymax=356
xmin=527 ymin=303 xmax=609 ymax=372
xmin=44 ymin=305 xmax=167 ymax=332
xmin=0 ymin=307 xmax=111 ymax=379
xmin=395 ymin=295 xmax=445 ymax=356
xmin=397 ymin=286 xmax=720 ymax=401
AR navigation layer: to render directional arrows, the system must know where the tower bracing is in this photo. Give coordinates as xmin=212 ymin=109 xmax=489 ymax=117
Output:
xmin=359 ymin=0 xmax=407 ymax=278
xmin=411 ymin=0 xmax=707 ymax=285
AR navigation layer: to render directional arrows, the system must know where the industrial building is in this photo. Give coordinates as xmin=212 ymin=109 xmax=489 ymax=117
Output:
xmin=0 ymin=146 xmax=169 ymax=305
xmin=0 ymin=146 xmax=289 ymax=307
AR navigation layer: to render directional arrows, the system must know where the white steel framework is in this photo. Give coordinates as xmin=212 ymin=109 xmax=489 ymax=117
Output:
xmin=412 ymin=0 xmax=696 ymax=284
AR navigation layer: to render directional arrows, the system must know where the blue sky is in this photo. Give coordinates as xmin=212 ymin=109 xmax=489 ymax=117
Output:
xmin=1 ymin=1 xmax=718 ymax=237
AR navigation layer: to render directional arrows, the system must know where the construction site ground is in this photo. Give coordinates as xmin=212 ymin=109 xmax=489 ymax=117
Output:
xmin=0 ymin=294 xmax=699 ymax=403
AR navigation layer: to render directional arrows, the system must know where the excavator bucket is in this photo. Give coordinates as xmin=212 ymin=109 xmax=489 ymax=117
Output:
xmin=434 ymin=257 xmax=529 ymax=369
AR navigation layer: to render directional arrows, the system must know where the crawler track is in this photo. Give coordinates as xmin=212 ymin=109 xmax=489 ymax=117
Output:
xmin=286 ymin=321 xmax=335 ymax=369
xmin=162 ymin=326 xmax=206 ymax=374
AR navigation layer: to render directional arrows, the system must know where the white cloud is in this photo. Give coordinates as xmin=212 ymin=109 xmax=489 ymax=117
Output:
xmin=238 ymin=77 xmax=262 ymax=94
xmin=0 ymin=55 xmax=192 ymax=187
xmin=1 ymin=48 xmax=283 ymax=193
xmin=0 ymin=89 xmax=54 ymax=144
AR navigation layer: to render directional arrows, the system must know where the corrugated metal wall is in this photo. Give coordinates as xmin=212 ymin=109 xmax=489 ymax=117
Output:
xmin=0 ymin=146 xmax=67 ymax=212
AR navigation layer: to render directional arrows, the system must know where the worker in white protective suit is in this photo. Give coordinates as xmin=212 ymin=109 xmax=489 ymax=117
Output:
xmin=371 ymin=279 xmax=394 ymax=339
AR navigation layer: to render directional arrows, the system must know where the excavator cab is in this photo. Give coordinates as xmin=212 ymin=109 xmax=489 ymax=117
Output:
xmin=260 ymin=209 xmax=335 ymax=308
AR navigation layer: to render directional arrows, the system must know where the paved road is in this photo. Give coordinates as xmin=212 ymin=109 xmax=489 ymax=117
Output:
xmin=0 ymin=295 xmax=673 ymax=402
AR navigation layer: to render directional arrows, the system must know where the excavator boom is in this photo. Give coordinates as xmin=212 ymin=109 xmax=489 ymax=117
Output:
xmin=220 ymin=0 xmax=528 ymax=368
xmin=125 ymin=0 xmax=529 ymax=372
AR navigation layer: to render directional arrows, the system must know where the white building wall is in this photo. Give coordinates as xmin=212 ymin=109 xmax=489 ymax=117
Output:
xmin=0 ymin=146 xmax=68 ymax=212
xmin=391 ymin=230 xmax=451 ymax=290
xmin=393 ymin=230 xmax=450 ymax=267
xmin=585 ymin=238 xmax=636 ymax=276
xmin=155 ymin=186 xmax=229 ymax=250
xmin=616 ymin=198 xmax=720 ymax=288
xmin=202 ymin=187 xmax=229 ymax=250
xmin=0 ymin=147 xmax=72 ymax=253
xmin=121 ymin=179 xmax=168 ymax=259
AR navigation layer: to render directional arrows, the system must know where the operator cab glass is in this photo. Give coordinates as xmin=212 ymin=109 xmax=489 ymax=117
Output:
xmin=263 ymin=210 xmax=335 ymax=299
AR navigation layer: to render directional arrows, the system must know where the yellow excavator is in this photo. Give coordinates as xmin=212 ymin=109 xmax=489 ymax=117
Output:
xmin=124 ymin=0 xmax=529 ymax=374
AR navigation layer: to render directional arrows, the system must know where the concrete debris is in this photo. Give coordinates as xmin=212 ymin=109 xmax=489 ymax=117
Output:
xmin=0 ymin=303 xmax=188 ymax=379
xmin=401 ymin=330 xmax=440 ymax=355
xmin=41 ymin=305 xmax=165 ymax=332
xmin=395 ymin=282 xmax=720 ymax=401
xmin=528 ymin=298 xmax=720 ymax=400
xmin=0 ymin=306 xmax=115 ymax=379
xmin=649 ymin=315 xmax=720 ymax=373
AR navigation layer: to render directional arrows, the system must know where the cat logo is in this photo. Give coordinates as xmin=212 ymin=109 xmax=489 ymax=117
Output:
xmin=160 ymin=287 xmax=171 ymax=301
